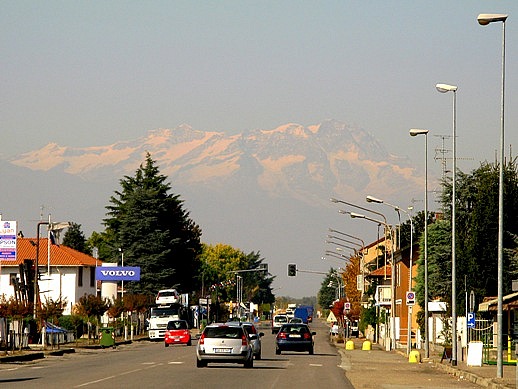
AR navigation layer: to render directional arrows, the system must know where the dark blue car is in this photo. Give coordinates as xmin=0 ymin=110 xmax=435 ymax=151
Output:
xmin=275 ymin=323 xmax=315 ymax=355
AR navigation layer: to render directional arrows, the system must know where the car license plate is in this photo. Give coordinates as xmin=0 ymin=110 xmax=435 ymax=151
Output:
xmin=173 ymin=336 xmax=180 ymax=339
xmin=289 ymin=334 xmax=301 ymax=338
xmin=214 ymin=348 xmax=232 ymax=353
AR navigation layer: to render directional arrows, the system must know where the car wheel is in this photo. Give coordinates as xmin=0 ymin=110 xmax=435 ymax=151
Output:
xmin=309 ymin=346 xmax=314 ymax=355
xmin=275 ymin=347 xmax=281 ymax=355
xmin=255 ymin=351 xmax=261 ymax=360
xmin=187 ymin=339 xmax=192 ymax=346
xmin=165 ymin=343 xmax=169 ymax=347
xmin=196 ymin=359 xmax=206 ymax=368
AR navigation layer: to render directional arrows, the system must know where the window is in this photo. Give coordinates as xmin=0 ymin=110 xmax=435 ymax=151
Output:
xmin=90 ymin=267 xmax=95 ymax=287
xmin=78 ymin=267 xmax=83 ymax=287
xmin=9 ymin=273 xmax=17 ymax=285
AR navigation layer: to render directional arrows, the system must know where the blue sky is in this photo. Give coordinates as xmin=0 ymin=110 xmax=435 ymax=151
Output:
xmin=2 ymin=2 xmax=518 ymax=296
xmin=2 ymin=1 xmax=517 ymax=175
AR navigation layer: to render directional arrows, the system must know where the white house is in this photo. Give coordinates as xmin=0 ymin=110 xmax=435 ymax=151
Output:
xmin=0 ymin=237 xmax=102 ymax=315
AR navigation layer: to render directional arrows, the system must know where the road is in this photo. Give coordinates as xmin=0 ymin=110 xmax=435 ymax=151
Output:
xmin=0 ymin=320 xmax=353 ymax=389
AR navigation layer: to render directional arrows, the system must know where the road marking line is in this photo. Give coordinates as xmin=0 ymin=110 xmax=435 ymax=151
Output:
xmin=309 ymin=363 xmax=322 ymax=366
xmin=168 ymin=361 xmax=184 ymax=364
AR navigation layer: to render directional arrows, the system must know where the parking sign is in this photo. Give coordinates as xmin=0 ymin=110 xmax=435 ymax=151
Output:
xmin=406 ymin=291 xmax=415 ymax=306
xmin=467 ymin=312 xmax=476 ymax=328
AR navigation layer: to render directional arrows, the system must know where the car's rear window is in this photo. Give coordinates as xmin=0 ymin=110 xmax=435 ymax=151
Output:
xmin=281 ymin=325 xmax=309 ymax=334
xmin=204 ymin=326 xmax=242 ymax=338
xmin=167 ymin=321 xmax=187 ymax=330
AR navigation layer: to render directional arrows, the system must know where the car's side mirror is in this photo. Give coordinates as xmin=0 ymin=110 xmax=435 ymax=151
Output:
xmin=259 ymin=332 xmax=264 ymax=337
xmin=249 ymin=334 xmax=258 ymax=340
xmin=312 ymin=332 xmax=316 ymax=335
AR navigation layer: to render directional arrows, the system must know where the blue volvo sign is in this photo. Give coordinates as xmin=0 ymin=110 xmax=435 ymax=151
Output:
xmin=96 ymin=266 xmax=140 ymax=281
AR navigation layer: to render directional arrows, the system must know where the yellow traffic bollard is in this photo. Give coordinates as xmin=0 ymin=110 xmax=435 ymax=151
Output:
xmin=362 ymin=340 xmax=371 ymax=350
xmin=409 ymin=350 xmax=421 ymax=363
xmin=345 ymin=340 xmax=355 ymax=350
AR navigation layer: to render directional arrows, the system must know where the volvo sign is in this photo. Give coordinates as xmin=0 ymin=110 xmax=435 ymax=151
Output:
xmin=96 ymin=266 xmax=141 ymax=281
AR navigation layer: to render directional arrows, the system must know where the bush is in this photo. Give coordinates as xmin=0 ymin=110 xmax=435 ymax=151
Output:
xmin=59 ymin=315 xmax=85 ymax=337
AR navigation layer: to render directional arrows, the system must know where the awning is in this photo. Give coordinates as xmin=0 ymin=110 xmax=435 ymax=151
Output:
xmin=478 ymin=291 xmax=518 ymax=312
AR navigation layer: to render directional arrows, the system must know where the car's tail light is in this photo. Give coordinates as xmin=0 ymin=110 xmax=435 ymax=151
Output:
xmin=241 ymin=334 xmax=248 ymax=346
xmin=303 ymin=332 xmax=311 ymax=340
xmin=277 ymin=332 xmax=287 ymax=339
xmin=199 ymin=333 xmax=205 ymax=345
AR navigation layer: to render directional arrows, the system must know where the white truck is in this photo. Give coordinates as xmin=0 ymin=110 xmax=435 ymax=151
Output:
xmin=148 ymin=303 xmax=187 ymax=340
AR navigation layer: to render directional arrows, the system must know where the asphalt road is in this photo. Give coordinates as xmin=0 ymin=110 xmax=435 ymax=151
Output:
xmin=0 ymin=320 xmax=353 ymax=389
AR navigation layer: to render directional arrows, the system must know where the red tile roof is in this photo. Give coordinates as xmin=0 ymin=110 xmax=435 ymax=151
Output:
xmin=369 ymin=264 xmax=392 ymax=277
xmin=1 ymin=238 xmax=102 ymax=267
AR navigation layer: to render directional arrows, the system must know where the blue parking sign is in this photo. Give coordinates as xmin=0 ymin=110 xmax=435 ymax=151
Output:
xmin=467 ymin=312 xmax=476 ymax=328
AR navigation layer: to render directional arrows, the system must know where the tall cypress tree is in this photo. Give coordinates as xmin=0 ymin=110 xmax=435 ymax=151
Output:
xmin=104 ymin=153 xmax=202 ymax=295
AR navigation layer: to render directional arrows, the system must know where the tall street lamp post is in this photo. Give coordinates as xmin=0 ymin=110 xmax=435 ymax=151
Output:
xmin=477 ymin=12 xmax=508 ymax=378
xmin=349 ymin=211 xmax=396 ymax=350
xmin=410 ymin=128 xmax=430 ymax=359
xmin=366 ymin=195 xmax=414 ymax=356
xmin=436 ymin=82 xmax=458 ymax=366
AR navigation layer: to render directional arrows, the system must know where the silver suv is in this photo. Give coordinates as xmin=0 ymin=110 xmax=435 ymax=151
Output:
xmin=196 ymin=323 xmax=254 ymax=368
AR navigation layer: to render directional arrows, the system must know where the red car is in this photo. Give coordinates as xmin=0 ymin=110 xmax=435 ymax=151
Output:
xmin=164 ymin=320 xmax=192 ymax=347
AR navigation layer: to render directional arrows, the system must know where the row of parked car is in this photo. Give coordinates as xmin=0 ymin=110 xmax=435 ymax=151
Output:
xmin=162 ymin=318 xmax=316 ymax=368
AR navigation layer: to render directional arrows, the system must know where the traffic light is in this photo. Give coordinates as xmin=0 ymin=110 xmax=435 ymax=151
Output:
xmin=288 ymin=263 xmax=297 ymax=277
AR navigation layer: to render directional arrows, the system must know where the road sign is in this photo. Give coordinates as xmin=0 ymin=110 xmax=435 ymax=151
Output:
xmin=406 ymin=291 xmax=415 ymax=306
xmin=467 ymin=312 xmax=476 ymax=329
xmin=344 ymin=302 xmax=351 ymax=311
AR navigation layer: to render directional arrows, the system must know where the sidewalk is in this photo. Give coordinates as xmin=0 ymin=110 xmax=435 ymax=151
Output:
xmin=334 ymin=337 xmax=516 ymax=388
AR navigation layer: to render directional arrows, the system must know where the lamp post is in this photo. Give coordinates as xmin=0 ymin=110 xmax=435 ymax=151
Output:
xmin=350 ymin=211 xmax=396 ymax=350
xmin=410 ymin=128 xmax=430 ymax=359
xmin=477 ymin=12 xmax=507 ymax=378
xmin=366 ymin=195 xmax=414 ymax=356
xmin=436 ymin=82 xmax=458 ymax=365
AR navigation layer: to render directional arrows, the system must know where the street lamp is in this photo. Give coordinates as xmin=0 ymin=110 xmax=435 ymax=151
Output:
xmin=367 ymin=195 xmax=414 ymax=356
xmin=350 ymin=211 xmax=396 ymax=350
xmin=409 ymin=128 xmax=430 ymax=359
xmin=477 ymin=12 xmax=507 ymax=378
xmin=436 ymin=82 xmax=458 ymax=365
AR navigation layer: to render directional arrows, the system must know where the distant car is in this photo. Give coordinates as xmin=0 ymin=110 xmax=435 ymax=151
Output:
xmin=289 ymin=317 xmax=303 ymax=324
xmin=349 ymin=320 xmax=359 ymax=338
xmin=272 ymin=314 xmax=288 ymax=334
xmin=196 ymin=323 xmax=254 ymax=368
xmin=275 ymin=323 xmax=316 ymax=355
xmin=155 ymin=289 xmax=180 ymax=305
xmin=164 ymin=320 xmax=191 ymax=347
xmin=241 ymin=322 xmax=264 ymax=359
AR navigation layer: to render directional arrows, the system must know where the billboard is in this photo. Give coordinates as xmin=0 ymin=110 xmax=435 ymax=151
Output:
xmin=0 ymin=221 xmax=17 ymax=261
xmin=96 ymin=266 xmax=140 ymax=281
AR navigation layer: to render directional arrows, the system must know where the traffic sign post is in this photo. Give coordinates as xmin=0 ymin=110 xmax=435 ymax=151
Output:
xmin=406 ymin=291 xmax=415 ymax=306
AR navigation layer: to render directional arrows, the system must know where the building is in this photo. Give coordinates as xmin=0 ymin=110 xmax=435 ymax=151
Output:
xmin=0 ymin=237 xmax=101 ymax=315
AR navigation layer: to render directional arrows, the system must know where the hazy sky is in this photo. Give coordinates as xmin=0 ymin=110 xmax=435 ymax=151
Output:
xmin=2 ymin=2 xmax=517 ymax=171
xmin=2 ymin=2 xmax=518 ymax=296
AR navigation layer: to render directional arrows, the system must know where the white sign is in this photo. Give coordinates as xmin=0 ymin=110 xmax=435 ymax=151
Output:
xmin=344 ymin=302 xmax=351 ymax=311
xmin=0 ymin=221 xmax=17 ymax=261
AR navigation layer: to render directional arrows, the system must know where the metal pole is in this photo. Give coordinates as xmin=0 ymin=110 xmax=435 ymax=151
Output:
xmin=452 ymin=89 xmax=458 ymax=366
xmin=496 ymin=20 xmax=506 ymax=378
xmin=424 ymin=134 xmax=429 ymax=359
xmin=407 ymin=216 xmax=413 ymax=355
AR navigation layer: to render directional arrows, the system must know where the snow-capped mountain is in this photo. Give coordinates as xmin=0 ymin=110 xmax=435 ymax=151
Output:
xmin=5 ymin=119 xmax=423 ymax=298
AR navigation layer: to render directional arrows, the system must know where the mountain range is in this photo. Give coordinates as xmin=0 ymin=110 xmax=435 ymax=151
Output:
xmin=5 ymin=119 xmax=423 ymax=297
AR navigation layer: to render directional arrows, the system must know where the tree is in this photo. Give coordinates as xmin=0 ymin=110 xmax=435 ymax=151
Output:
xmin=73 ymin=294 xmax=110 ymax=340
xmin=199 ymin=243 xmax=274 ymax=308
xmin=103 ymin=153 xmax=202 ymax=295
xmin=317 ymin=268 xmax=339 ymax=313
xmin=62 ymin=222 xmax=88 ymax=254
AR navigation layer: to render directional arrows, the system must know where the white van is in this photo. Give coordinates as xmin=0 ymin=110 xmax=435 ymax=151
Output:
xmin=156 ymin=289 xmax=180 ymax=305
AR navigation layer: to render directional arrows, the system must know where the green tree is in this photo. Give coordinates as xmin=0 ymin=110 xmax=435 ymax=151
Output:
xmin=73 ymin=294 xmax=110 ymax=340
xmin=103 ymin=153 xmax=202 ymax=295
xmin=317 ymin=268 xmax=338 ymax=313
xmin=62 ymin=222 xmax=88 ymax=254
xmin=199 ymin=243 xmax=274 ymax=306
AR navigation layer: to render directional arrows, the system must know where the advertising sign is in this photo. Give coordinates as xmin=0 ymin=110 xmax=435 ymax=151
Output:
xmin=0 ymin=221 xmax=17 ymax=261
xmin=96 ymin=266 xmax=140 ymax=281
